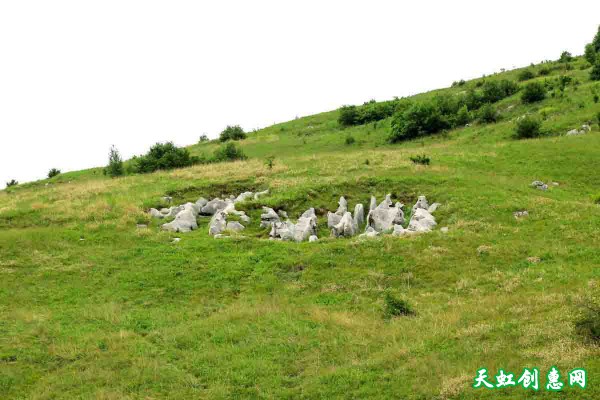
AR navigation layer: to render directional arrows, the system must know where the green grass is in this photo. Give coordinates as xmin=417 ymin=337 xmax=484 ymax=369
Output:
xmin=1 ymin=57 xmax=599 ymax=399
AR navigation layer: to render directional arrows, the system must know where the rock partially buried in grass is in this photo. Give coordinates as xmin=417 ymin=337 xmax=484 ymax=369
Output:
xmin=162 ymin=209 xmax=198 ymax=232
xmin=309 ymin=235 xmax=318 ymax=242
xmin=366 ymin=197 xmax=404 ymax=233
xmin=531 ymin=181 xmax=548 ymax=191
xmin=260 ymin=207 xmax=280 ymax=228
xmin=566 ymin=124 xmax=591 ymax=136
xmin=359 ymin=226 xmax=380 ymax=238
xmin=407 ymin=208 xmax=437 ymax=233
xmin=234 ymin=192 xmax=254 ymax=203
xmin=209 ymin=211 xmax=228 ymax=236
xmin=331 ymin=212 xmax=357 ymax=238
xmin=514 ymin=210 xmax=529 ymax=218
xmin=254 ymin=189 xmax=269 ymax=200
xmin=201 ymin=198 xmax=228 ymax=215
xmin=226 ymin=221 xmax=245 ymax=232
xmin=353 ymin=204 xmax=364 ymax=228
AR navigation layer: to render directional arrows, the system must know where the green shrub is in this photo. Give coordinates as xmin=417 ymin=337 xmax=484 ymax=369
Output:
xmin=265 ymin=156 xmax=275 ymax=169
xmin=521 ymin=82 xmax=547 ymax=103
xmin=47 ymin=168 xmax=61 ymax=178
xmin=198 ymin=134 xmax=209 ymax=143
xmin=454 ymin=105 xmax=472 ymax=126
xmin=478 ymin=103 xmax=499 ymax=123
xmin=593 ymin=25 xmax=600 ymax=52
xmin=219 ymin=125 xmax=246 ymax=142
xmin=410 ymin=154 xmax=430 ymax=165
xmin=514 ymin=116 xmax=543 ymax=139
xmin=105 ymin=145 xmax=124 ymax=177
xmin=5 ymin=179 xmax=18 ymax=188
xmin=591 ymin=59 xmax=600 ymax=81
xmin=518 ymin=69 xmax=535 ymax=81
xmin=338 ymin=105 xmax=359 ymax=126
xmin=384 ymin=293 xmax=415 ymax=319
xmin=585 ymin=43 xmax=597 ymax=64
xmin=388 ymin=102 xmax=449 ymax=143
xmin=132 ymin=142 xmax=198 ymax=173
xmin=559 ymin=51 xmax=573 ymax=63
xmin=574 ymin=286 xmax=599 ymax=343
xmin=597 ymin=111 xmax=600 ymax=126
xmin=213 ymin=143 xmax=247 ymax=162
xmin=345 ymin=135 xmax=356 ymax=145
xmin=538 ymin=66 xmax=551 ymax=76
xmin=594 ymin=94 xmax=599 ymax=104
xmin=480 ymin=80 xmax=519 ymax=104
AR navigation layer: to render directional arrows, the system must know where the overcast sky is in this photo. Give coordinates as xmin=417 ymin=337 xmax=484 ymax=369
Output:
xmin=1 ymin=1 xmax=599 ymax=188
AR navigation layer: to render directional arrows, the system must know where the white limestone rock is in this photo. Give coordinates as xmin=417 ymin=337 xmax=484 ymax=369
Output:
xmin=226 ymin=221 xmax=245 ymax=232
xmin=412 ymin=195 xmax=429 ymax=214
xmin=427 ymin=203 xmax=441 ymax=213
xmin=531 ymin=181 xmax=548 ymax=191
xmin=149 ymin=208 xmax=163 ymax=218
xmin=331 ymin=212 xmax=357 ymax=238
xmin=201 ymin=198 xmax=228 ymax=215
xmin=335 ymin=196 xmax=348 ymax=215
xmin=353 ymin=204 xmax=364 ymax=227
xmin=366 ymin=203 xmax=404 ymax=233
xmin=208 ymin=211 xmax=228 ymax=236
xmin=260 ymin=207 xmax=280 ymax=228
xmin=196 ymin=197 xmax=208 ymax=208
xmin=269 ymin=221 xmax=296 ymax=241
xmin=327 ymin=212 xmax=342 ymax=228
xmin=294 ymin=214 xmax=317 ymax=242
xmin=369 ymin=196 xmax=377 ymax=212
xmin=254 ymin=189 xmax=269 ymax=200
xmin=234 ymin=192 xmax=254 ymax=203
xmin=407 ymin=208 xmax=437 ymax=233
xmin=309 ymin=235 xmax=319 ymax=242
xmin=161 ymin=209 xmax=198 ymax=233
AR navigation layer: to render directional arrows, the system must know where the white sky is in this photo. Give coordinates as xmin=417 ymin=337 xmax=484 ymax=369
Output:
xmin=1 ymin=1 xmax=599 ymax=188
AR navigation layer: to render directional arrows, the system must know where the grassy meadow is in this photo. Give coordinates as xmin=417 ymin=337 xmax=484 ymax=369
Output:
xmin=1 ymin=57 xmax=599 ymax=399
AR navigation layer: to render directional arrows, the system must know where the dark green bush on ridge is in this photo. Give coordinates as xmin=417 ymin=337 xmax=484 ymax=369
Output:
xmin=521 ymin=82 xmax=547 ymax=103
xmin=591 ymin=58 xmax=600 ymax=81
xmin=47 ymin=168 xmax=61 ymax=178
xmin=338 ymin=100 xmax=400 ymax=127
xmin=518 ymin=69 xmax=535 ymax=82
xmin=410 ymin=154 xmax=430 ymax=165
xmin=132 ymin=142 xmax=199 ymax=174
xmin=5 ymin=179 xmax=18 ymax=188
xmin=219 ymin=125 xmax=246 ymax=142
xmin=514 ymin=116 xmax=543 ymax=139
xmin=345 ymin=135 xmax=355 ymax=145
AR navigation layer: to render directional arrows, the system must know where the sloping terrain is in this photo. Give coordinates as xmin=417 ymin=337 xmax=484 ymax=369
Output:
xmin=1 ymin=57 xmax=599 ymax=399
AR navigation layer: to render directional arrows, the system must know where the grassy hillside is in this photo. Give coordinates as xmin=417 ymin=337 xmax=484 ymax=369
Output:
xmin=1 ymin=56 xmax=599 ymax=399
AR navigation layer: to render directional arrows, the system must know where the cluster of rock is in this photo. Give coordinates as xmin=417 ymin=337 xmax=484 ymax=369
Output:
xmin=530 ymin=181 xmax=548 ymax=191
xmin=148 ymin=189 xmax=441 ymax=242
xmin=148 ymin=189 xmax=269 ymax=234
xmin=566 ymin=124 xmax=591 ymax=136
xmin=261 ymin=207 xmax=318 ymax=242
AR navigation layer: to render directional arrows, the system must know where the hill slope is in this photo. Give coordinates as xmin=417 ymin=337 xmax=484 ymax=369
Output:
xmin=1 ymin=57 xmax=599 ymax=399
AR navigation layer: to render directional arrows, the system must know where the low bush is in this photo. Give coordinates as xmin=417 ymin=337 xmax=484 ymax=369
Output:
xmin=538 ymin=66 xmax=551 ymax=76
xmin=5 ymin=179 xmax=18 ymax=187
xmin=410 ymin=154 xmax=430 ymax=165
xmin=345 ymin=135 xmax=356 ymax=145
xmin=514 ymin=116 xmax=543 ymax=139
xmin=518 ymin=69 xmax=535 ymax=81
xmin=454 ymin=105 xmax=472 ymax=126
xmin=213 ymin=143 xmax=247 ymax=162
xmin=480 ymin=80 xmax=519 ymax=104
xmin=384 ymin=293 xmax=415 ymax=319
xmin=219 ymin=125 xmax=246 ymax=142
xmin=132 ymin=142 xmax=199 ymax=174
xmin=521 ymin=82 xmax=547 ymax=103
xmin=47 ymin=168 xmax=61 ymax=178
xmin=585 ymin=43 xmax=597 ymax=64
xmin=338 ymin=105 xmax=359 ymax=126
xmin=265 ymin=156 xmax=275 ymax=169
xmin=198 ymin=134 xmax=209 ymax=143
xmin=388 ymin=101 xmax=449 ymax=143
xmin=477 ymin=103 xmax=500 ymax=123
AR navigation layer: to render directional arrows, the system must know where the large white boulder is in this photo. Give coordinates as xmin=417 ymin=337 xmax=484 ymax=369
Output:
xmin=411 ymin=195 xmax=429 ymax=214
xmin=162 ymin=209 xmax=198 ymax=232
xmin=327 ymin=212 xmax=342 ymax=228
xmin=366 ymin=202 xmax=404 ymax=233
xmin=260 ymin=207 xmax=280 ymax=228
xmin=335 ymin=196 xmax=348 ymax=215
xmin=269 ymin=221 xmax=296 ymax=241
xmin=369 ymin=196 xmax=377 ymax=212
xmin=226 ymin=221 xmax=245 ymax=232
xmin=331 ymin=212 xmax=357 ymax=237
xmin=407 ymin=208 xmax=437 ymax=233
xmin=201 ymin=198 xmax=228 ymax=215
xmin=353 ymin=204 xmax=365 ymax=228
xmin=196 ymin=197 xmax=208 ymax=208
xmin=208 ymin=211 xmax=228 ymax=236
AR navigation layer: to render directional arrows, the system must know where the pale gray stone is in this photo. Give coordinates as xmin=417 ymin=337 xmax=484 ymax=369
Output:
xmin=407 ymin=208 xmax=437 ymax=233
xmin=427 ymin=203 xmax=441 ymax=213
xmin=294 ymin=214 xmax=317 ymax=242
xmin=201 ymin=198 xmax=228 ymax=215
xmin=369 ymin=196 xmax=377 ymax=211
xmin=392 ymin=224 xmax=406 ymax=236
xmin=269 ymin=220 xmax=295 ymax=241
xmin=234 ymin=192 xmax=254 ymax=203
xmin=335 ymin=196 xmax=348 ymax=215
xmin=162 ymin=209 xmax=198 ymax=233
xmin=260 ymin=207 xmax=280 ymax=228
xmin=327 ymin=211 xmax=342 ymax=228
xmin=309 ymin=235 xmax=318 ymax=242
xmin=226 ymin=221 xmax=245 ymax=232
xmin=196 ymin=197 xmax=208 ymax=208
xmin=240 ymin=215 xmax=251 ymax=223
xmin=530 ymin=181 xmax=548 ymax=191
xmin=440 ymin=227 xmax=449 ymax=233
xmin=208 ymin=211 xmax=227 ymax=236
xmin=366 ymin=202 xmax=404 ymax=233
xmin=149 ymin=208 xmax=163 ymax=218
xmin=353 ymin=204 xmax=364 ymax=227
xmin=412 ymin=195 xmax=429 ymax=214
xmin=278 ymin=210 xmax=289 ymax=219
xmin=331 ymin=212 xmax=357 ymax=237
xmin=162 ymin=196 xmax=173 ymax=203
xmin=254 ymin=189 xmax=269 ymax=200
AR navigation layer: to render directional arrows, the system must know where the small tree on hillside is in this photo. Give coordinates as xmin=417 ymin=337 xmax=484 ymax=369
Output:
xmin=105 ymin=145 xmax=124 ymax=177
xmin=521 ymin=82 xmax=547 ymax=104
xmin=585 ymin=43 xmax=597 ymax=64
xmin=559 ymin=51 xmax=573 ymax=63
xmin=5 ymin=179 xmax=18 ymax=188
xmin=48 ymin=168 xmax=61 ymax=178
